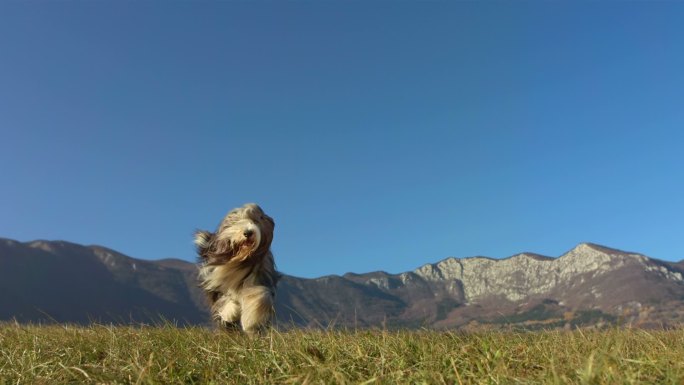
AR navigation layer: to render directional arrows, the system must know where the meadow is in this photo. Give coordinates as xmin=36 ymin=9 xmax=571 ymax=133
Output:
xmin=1 ymin=324 xmax=683 ymax=384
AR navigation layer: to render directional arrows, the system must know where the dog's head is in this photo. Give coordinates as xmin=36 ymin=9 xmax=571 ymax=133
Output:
xmin=195 ymin=203 xmax=275 ymax=264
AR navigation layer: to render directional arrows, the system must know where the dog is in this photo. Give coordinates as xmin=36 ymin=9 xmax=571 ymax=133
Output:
xmin=195 ymin=203 xmax=279 ymax=335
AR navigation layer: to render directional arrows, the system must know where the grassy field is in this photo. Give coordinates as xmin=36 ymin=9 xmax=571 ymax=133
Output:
xmin=1 ymin=324 xmax=683 ymax=384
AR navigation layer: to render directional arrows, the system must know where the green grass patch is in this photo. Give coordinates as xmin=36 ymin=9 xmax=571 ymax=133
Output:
xmin=1 ymin=324 xmax=683 ymax=384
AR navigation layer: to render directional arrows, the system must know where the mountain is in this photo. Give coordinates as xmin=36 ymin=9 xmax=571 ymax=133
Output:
xmin=0 ymin=238 xmax=206 ymax=324
xmin=2 ymin=238 xmax=684 ymax=329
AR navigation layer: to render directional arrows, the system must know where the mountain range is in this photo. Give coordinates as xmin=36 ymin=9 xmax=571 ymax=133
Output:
xmin=2 ymin=237 xmax=684 ymax=329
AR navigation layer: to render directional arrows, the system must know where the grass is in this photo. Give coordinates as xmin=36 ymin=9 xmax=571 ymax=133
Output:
xmin=1 ymin=324 xmax=684 ymax=384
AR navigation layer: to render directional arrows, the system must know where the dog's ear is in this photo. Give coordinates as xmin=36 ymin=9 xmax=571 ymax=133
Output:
xmin=194 ymin=230 xmax=214 ymax=260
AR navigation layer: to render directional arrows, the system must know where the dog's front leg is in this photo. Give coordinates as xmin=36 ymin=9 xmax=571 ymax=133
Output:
xmin=214 ymin=296 xmax=241 ymax=327
xmin=239 ymin=286 xmax=274 ymax=336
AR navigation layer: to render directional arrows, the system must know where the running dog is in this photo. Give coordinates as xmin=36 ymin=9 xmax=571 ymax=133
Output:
xmin=195 ymin=203 xmax=279 ymax=334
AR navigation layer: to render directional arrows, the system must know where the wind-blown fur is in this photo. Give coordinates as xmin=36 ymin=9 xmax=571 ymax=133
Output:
xmin=195 ymin=203 xmax=279 ymax=334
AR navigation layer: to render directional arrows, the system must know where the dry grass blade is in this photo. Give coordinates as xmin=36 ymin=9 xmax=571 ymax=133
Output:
xmin=0 ymin=324 xmax=682 ymax=384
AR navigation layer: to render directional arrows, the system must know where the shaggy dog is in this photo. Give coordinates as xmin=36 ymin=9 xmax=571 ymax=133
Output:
xmin=195 ymin=203 xmax=279 ymax=335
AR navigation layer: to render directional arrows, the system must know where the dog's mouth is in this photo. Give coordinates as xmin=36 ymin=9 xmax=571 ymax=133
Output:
xmin=240 ymin=239 xmax=256 ymax=249
xmin=230 ymin=239 xmax=258 ymax=262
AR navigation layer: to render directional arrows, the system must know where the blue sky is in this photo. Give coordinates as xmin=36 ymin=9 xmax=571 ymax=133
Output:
xmin=1 ymin=2 xmax=683 ymax=278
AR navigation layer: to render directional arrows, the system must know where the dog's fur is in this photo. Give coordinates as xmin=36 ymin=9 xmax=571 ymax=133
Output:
xmin=195 ymin=203 xmax=279 ymax=334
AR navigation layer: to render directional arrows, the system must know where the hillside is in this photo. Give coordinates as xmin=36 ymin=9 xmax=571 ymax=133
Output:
xmin=2 ymin=238 xmax=684 ymax=329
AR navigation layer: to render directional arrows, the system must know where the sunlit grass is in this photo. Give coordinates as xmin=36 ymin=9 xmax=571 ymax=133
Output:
xmin=1 ymin=324 xmax=683 ymax=384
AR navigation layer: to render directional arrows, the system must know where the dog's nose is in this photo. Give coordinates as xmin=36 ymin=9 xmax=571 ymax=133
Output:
xmin=243 ymin=229 xmax=254 ymax=238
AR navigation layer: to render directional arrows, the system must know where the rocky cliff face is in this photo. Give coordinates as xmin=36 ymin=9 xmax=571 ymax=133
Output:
xmin=413 ymin=243 xmax=682 ymax=303
xmin=290 ymin=243 xmax=684 ymax=329
xmin=2 ymin=238 xmax=684 ymax=329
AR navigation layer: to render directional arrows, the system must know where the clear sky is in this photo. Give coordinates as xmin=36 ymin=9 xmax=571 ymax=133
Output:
xmin=1 ymin=1 xmax=683 ymax=278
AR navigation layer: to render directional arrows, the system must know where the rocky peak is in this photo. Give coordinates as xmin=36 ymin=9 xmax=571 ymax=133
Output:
xmin=556 ymin=242 xmax=655 ymax=277
xmin=510 ymin=253 xmax=554 ymax=261
xmin=411 ymin=243 xmax=684 ymax=304
xmin=562 ymin=242 xmax=633 ymax=257
xmin=27 ymin=239 xmax=87 ymax=254
xmin=27 ymin=240 xmax=55 ymax=252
